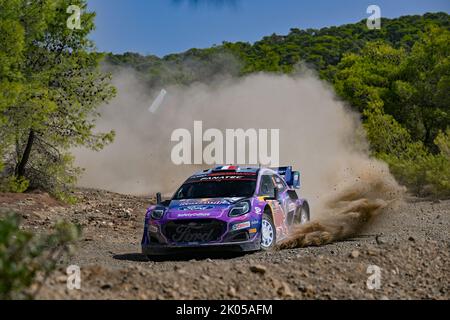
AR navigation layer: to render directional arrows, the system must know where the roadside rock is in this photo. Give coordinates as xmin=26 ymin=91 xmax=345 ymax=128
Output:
xmin=249 ymin=265 xmax=267 ymax=275
xmin=277 ymin=282 xmax=294 ymax=298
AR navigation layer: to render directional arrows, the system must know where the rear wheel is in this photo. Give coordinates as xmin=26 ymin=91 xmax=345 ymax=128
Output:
xmin=260 ymin=212 xmax=276 ymax=250
xmin=295 ymin=202 xmax=310 ymax=225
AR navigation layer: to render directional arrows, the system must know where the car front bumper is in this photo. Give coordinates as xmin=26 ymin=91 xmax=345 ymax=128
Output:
xmin=142 ymin=235 xmax=261 ymax=256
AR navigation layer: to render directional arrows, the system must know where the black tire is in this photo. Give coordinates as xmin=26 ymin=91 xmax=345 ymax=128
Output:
xmin=295 ymin=202 xmax=310 ymax=225
xmin=260 ymin=211 xmax=276 ymax=250
xmin=147 ymin=255 xmax=165 ymax=262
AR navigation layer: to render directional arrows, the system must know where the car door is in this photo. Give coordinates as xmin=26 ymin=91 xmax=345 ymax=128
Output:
xmin=272 ymin=174 xmax=298 ymax=227
xmin=258 ymin=174 xmax=288 ymax=239
xmin=271 ymin=174 xmax=295 ymax=236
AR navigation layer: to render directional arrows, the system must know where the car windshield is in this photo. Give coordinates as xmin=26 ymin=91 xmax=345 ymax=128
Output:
xmin=173 ymin=174 xmax=257 ymax=199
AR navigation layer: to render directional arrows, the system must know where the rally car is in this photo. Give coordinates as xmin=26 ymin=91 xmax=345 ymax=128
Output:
xmin=141 ymin=166 xmax=310 ymax=256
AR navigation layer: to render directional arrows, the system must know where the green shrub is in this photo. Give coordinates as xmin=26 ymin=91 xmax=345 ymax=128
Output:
xmin=0 ymin=176 xmax=29 ymax=193
xmin=24 ymin=153 xmax=81 ymax=203
xmin=0 ymin=212 xmax=81 ymax=299
xmin=380 ymin=149 xmax=450 ymax=197
xmin=435 ymin=128 xmax=450 ymax=158
xmin=364 ymin=107 xmax=450 ymax=197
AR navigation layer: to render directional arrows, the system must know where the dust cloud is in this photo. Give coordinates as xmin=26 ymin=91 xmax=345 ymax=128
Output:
xmin=74 ymin=68 xmax=404 ymax=238
xmin=276 ymin=158 xmax=403 ymax=249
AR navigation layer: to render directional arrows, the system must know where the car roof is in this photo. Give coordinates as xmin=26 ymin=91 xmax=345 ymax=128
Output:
xmin=192 ymin=166 xmax=278 ymax=177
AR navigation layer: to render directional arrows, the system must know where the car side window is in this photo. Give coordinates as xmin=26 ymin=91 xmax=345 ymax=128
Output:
xmin=273 ymin=175 xmax=287 ymax=193
xmin=258 ymin=175 xmax=276 ymax=197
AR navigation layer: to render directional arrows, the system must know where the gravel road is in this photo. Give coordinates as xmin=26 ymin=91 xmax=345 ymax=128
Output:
xmin=1 ymin=189 xmax=448 ymax=299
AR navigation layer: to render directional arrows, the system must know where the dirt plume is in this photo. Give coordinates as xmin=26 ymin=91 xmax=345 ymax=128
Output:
xmin=277 ymin=159 xmax=404 ymax=249
xmin=74 ymin=70 xmax=404 ymax=227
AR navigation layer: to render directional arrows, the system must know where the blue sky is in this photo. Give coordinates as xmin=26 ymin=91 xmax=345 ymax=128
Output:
xmin=87 ymin=0 xmax=450 ymax=57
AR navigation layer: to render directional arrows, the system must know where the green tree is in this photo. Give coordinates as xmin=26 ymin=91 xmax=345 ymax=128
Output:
xmin=333 ymin=41 xmax=405 ymax=115
xmin=363 ymin=107 xmax=450 ymax=197
xmin=333 ymin=29 xmax=450 ymax=196
xmin=398 ymin=27 xmax=450 ymax=150
xmin=333 ymin=28 xmax=450 ymax=152
xmin=0 ymin=0 xmax=27 ymax=172
xmin=0 ymin=0 xmax=116 ymax=198
xmin=108 ymin=13 xmax=449 ymax=83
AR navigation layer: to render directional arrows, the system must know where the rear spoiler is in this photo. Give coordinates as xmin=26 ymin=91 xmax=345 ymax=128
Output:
xmin=272 ymin=166 xmax=301 ymax=189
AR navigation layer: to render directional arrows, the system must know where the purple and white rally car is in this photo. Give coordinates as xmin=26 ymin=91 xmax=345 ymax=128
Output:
xmin=142 ymin=166 xmax=310 ymax=256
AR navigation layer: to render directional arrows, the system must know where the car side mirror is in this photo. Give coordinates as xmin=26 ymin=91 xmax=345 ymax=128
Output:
xmin=156 ymin=192 xmax=162 ymax=205
xmin=263 ymin=187 xmax=279 ymax=201
xmin=161 ymin=200 xmax=171 ymax=207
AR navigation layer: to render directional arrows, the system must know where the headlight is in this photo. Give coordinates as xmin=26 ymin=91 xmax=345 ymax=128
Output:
xmin=151 ymin=209 xmax=165 ymax=220
xmin=228 ymin=200 xmax=251 ymax=217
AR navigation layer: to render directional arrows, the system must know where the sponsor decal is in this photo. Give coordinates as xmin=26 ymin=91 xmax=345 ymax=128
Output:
xmin=200 ymin=175 xmax=250 ymax=181
xmin=251 ymin=219 xmax=259 ymax=225
xmin=231 ymin=221 xmax=251 ymax=231
xmin=254 ymin=207 xmax=262 ymax=214
xmin=176 ymin=198 xmax=243 ymax=207
xmin=178 ymin=205 xmax=214 ymax=211
xmin=179 ymin=199 xmax=229 ymax=205
xmin=186 ymin=172 xmax=257 ymax=183
xmin=177 ymin=213 xmax=211 ymax=218
xmin=208 ymin=172 xmax=256 ymax=176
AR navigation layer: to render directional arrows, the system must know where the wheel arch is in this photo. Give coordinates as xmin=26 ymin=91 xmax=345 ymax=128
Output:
xmin=261 ymin=204 xmax=276 ymax=250
xmin=263 ymin=204 xmax=274 ymax=222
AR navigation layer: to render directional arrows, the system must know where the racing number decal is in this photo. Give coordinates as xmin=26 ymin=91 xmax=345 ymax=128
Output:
xmin=258 ymin=174 xmax=290 ymax=240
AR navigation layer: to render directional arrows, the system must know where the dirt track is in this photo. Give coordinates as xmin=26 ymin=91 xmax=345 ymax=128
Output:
xmin=1 ymin=189 xmax=449 ymax=300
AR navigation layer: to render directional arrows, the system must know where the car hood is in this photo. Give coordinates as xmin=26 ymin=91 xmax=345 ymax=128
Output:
xmin=166 ymin=197 xmax=245 ymax=219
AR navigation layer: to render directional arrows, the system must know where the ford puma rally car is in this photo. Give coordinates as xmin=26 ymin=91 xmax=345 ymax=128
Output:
xmin=142 ymin=166 xmax=310 ymax=256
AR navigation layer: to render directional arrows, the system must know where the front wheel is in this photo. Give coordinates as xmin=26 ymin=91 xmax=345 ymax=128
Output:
xmin=260 ymin=212 xmax=276 ymax=250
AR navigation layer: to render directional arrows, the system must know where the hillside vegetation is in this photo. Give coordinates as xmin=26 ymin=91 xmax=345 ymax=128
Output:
xmin=1 ymin=6 xmax=449 ymax=197
xmin=107 ymin=12 xmax=450 ymax=197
